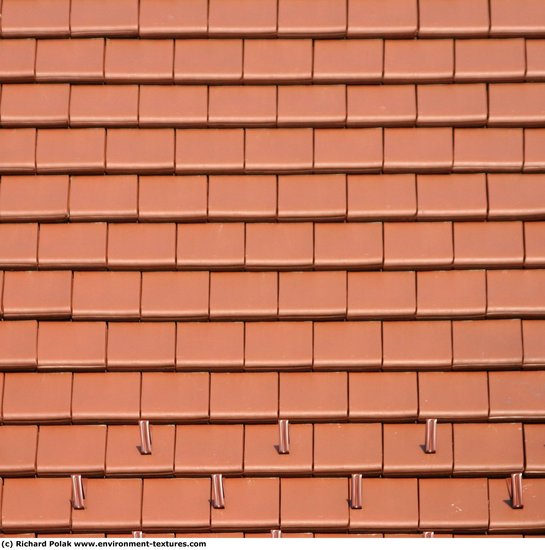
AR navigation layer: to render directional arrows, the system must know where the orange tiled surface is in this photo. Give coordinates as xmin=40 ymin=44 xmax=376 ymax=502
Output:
xmin=0 ymin=0 xmax=544 ymax=539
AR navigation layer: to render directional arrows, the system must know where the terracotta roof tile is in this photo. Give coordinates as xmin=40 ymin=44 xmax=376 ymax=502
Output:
xmin=348 ymin=271 xmax=416 ymax=318
xmin=453 ymin=423 xmax=524 ymax=474
xmin=383 ymin=320 xmax=452 ymax=369
xmin=419 ymin=0 xmax=490 ymax=37
xmin=524 ymin=424 xmax=545 ymax=474
xmin=280 ymin=372 xmax=347 ymax=420
xmin=0 ymin=425 xmax=38 ymax=475
xmin=213 ymin=478 xmax=279 ymax=529
xmin=313 ymin=321 xmax=382 ymax=369
xmin=489 ymin=371 xmax=545 ymax=420
xmin=0 ymin=223 xmax=38 ymax=267
xmin=72 ymin=271 xmax=141 ymax=319
xmin=141 ymin=372 xmax=209 ymax=421
xmin=417 ymin=174 xmax=488 ymax=219
xmin=178 ymin=223 xmax=244 ymax=269
xmin=1 ymin=0 xmax=70 ymax=37
xmin=72 ymin=372 xmax=141 ymax=422
xmin=526 ymin=39 xmax=545 ymax=79
xmin=244 ymin=423 xmax=313 ymax=474
xmin=70 ymin=85 xmax=138 ymax=127
xmin=487 ymin=174 xmax=545 ymax=220
xmin=245 ymin=322 xmax=313 ymax=369
xmin=383 ymin=423 xmax=453 ymax=474
xmin=452 ymin=319 xmax=523 ymax=368
xmin=142 ymin=478 xmax=210 ymax=530
xmin=36 ymin=38 xmax=104 ymax=81
xmin=347 ymin=84 xmax=416 ymax=126
xmin=139 ymin=0 xmax=208 ymax=37
xmin=0 ymin=320 xmax=37 ymax=369
xmin=490 ymin=0 xmax=545 ymax=36
xmin=107 ymin=322 xmax=176 ymax=370
xmin=2 ymin=478 xmax=72 ymax=531
xmin=175 ymin=39 xmax=242 ymax=82
xmin=347 ymin=174 xmax=416 ymax=220
xmin=314 ymin=423 xmax=382 ymax=474
xmin=0 ymin=129 xmax=36 ymax=172
xmin=175 ymin=424 xmax=243 ymax=475
xmin=38 ymin=222 xmax=107 ymax=268
xmin=176 ymin=129 xmax=244 ymax=172
xmin=489 ymin=83 xmax=545 ymax=126
xmin=210 ymin=372 xmax=278 ymax=421
xmin=313 ymin=39 xmax=383 ymax=82
xmin=419 ymin=478 xmax=489 ymax=530
xmin=349 ymin=478 xmax=419 ymax=531
xmin=70 ymin=0 xmax=139 ymax=37
xmin=69 ymin=175 xmax=137 ymax=221
xmin=522 ymin=320 xmax=545 ymax=367
xmin=347 ymin=0 xmax=417 ymax=37
xmin=176 ymin=323 xmax=244 ymax=370
xmin=208 ymin=0 xmax=277 ymax=36
xmin=524 ymin=128 xmax=545 ymax=172
xmin=36 ymin=424 xmax=107 ymax=475
xmin=278 ymin=0 xmax=347 ymax=37
xmin=3 ymin=372 xmax=72 ymax=422
xmin=281 ymin=478 xmax=348 ymax=529
xmin=487 ymin=269 xmax=545 ymax=316
xmin=37 ymin=321 xmax=106 ymax=370
xmin=246 ymin=222 xmax=313 ymax=269
xmin=0 ymin=39 xmax=36 ymax=81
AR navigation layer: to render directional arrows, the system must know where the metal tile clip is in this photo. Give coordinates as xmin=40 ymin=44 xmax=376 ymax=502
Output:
xmin=271 ymin=530 xmax=282 ymax=538
xmin=132 ymin=532 xmax=143 ymax=538
xmin=278 ymin=419 xmax=290 ymax=454
xmin=509 ymin=473 xmax=524 ymax=509
xmin=423 ymin=532 xmax=435 ymax=538
xmin=350 ymin=474 xmax=363 ymax=510
xmin=425 ymin=419 xmax=437 ymax=454
xmin=139 ymin=420 xmax=152 ymax=455
xmin=71 ymin=474 xmax=85 ymax=510
xmin=212 ymin=474 xmax=225 ymax=509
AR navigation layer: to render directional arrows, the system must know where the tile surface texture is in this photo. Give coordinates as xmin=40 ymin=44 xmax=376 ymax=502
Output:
xmin=0 ymin=0 xmax=543 ymax=539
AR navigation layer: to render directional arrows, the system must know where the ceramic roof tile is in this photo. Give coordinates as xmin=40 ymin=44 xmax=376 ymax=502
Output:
xmin=418 ymin=372 xmax=488 ymax=420
xmin=70 ymin=85 xmax=138 ymax=127
xmin=1 ymin=0 xmax=70 ymax=37
xmin=315 ymin=222 xmax=383 ymax=268
xmin=70 ymin=0 xmax=139 ymax=37
xmin=314 ymin=423 xmax=382 ymax=473
xmin=524 ymin=128 xmax=545 ymax=172
xmin=524 ymin=424 xmax=545 ymax=474
xmin=419 ymin=0 xmax=490 ymax=37
xmin=349 ymin=478 xmax=419 ymax=531
xmin=489 ymin=371 xmax=545 ymax=419
xmin=208 ymin=0 xmax=277 ymax=36
xmin=37 ymin=321 xmax=106 ymax=370
xmin=141 ymin=372 xmax=209 ymax=422
xmin=313 ymin=321 xmax=382 ymax=369
xmin=0 ymin=425 xmax=38 ymax=475
xmin=453 ymin=423 xmax=524 ymax=474
xmin=139 ymin=0 xmax=208 ymax=37
xmin=0 ymin=320 xmax=37 ymax=369
xmin=69 ymin=175 xmax=138 ymax=221
xmin=208 ymin=175 xmax=276 ymax=220
xmin=487 ymin=269 xmax=545 ymax=316
xmin=487 ymin=174 xmax=545 ymax=220
xmin=0 ymin=129 xmax=36 ymax=172
xmin=488 ymin=83 xmax=545 ymax=126
xmin=347 ymin=0 xmax=417 ymax=37
xmin=0 ymin=39 xmax=36 ymax=81
xmin=2 ymin=372 xmax=72 ymax=423
xmin=417 ymin=270 xmax=487 ymax=317
xmin=383 ymin=423 xmax=453 ymax=475
xmin=279 ymin=372 xmax=348 ymax=420
xmin=490 ymin=0 xmax=545 ymax=36
xmin=0 ymin=223 xmax=38 ymax=268
xmin=347 ymin=85 xmax=416 ymax=126
xmin=278 ymin=0 xmax=347 ymax=36
xmin=175 ymin=424 xmax=242 ymax=474
xmin=526 ymin=39 xmax=545 ymax=79
xmin=142 ymin=478 xmax=210 ymax=530
xmin=176 ymin=322 xmax=244 ymax=370
xmin=347 ymin=271 xmax=416 ymax=318
xmin=245 ymin=322 xmax=313 ymax=369
xmin=35 ymin=38 xmax=104 ymax=81
xmin=36 ymin=425 xmax=107 ymax=475
xmin=314 ymin=39 xmax=383 ymax=83
xmin=244 ymin=423 xmax=313 ymax=474
xmin=522 ymin=320 xmax=545 ymax=367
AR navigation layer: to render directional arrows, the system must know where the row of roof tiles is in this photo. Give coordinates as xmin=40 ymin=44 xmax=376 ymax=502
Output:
xmin=2 ymin=38 xmax=545 ymax=84
xmin=0 ymin=476 xmax=543 ymax=532
xmin=0 ymin=422 xmax=542 ymax=477
xmin=0 ymin=127 xmax=545 ymax=173
xmin=0 ymin=174 xmax=545 ymax=222
xmin=3 ymin=83 xmax=545 ymax=128
xmin=1 ymin=269 xmax=545 ymax=320
xmin=2 ymin=0 xmax=545 ymax=38
xmin=4 ymin=318 xmax=545 ymax=370
xmin=3 ymin=221 xmax=545 ymax=270
xmin=0 ymin=370 xmax=542 ymax=422
xmin=0 ymin=174 xmax=544 ymax=222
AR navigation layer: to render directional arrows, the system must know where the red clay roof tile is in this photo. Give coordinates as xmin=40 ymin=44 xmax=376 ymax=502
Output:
xmin=209 ymin=85 xmax=276 ymax=126
xmin=0 ymin=39 xmax=36 ymax=81
xmin=0 ymin=223 xmax=38 ymax=267
xmin=347 ymin=0 xmax=417 ymax=37
xmin=526 ymin=39 xmax=545 ymax=79
xmin=487 ymin=269 xmax=545 ymax=316
xmin=419 ymin=0 xmax=490 ymax=37
xmin=0 ymin=320 xmax=37 ymax=369
xmin=489 ymin=83 xmax=545 ymax=126
xmin=524 ymin=424 xmax=545 ymax=474
xmin=278 ymin=0 xmax=347 ymax=36
xmin=1 ymin=0 xmax=70 ymax=37
xmin=70 ymin=0 xmax=138 ymax=37
xmin=0 ymin=129 xmax=36 ymax=172
xmin=0 ymin=425 xmax=38 ymax=475
xmin=489 ymin=371 xmax=545 ymax=419
xmin=139 ymin=0 xmax=208 ymax=37
xmin=208 ymin=0 xmax=277 ymax=36
xmin=487 ymin=174 xmax=545 ymax=220
xmin=490 ymin=0 xmax=545 ymax=36
xmin=522 ymin=320 xmax=545 ymax=367
xmin=524 ymin=128 xmax=545 ymax=172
